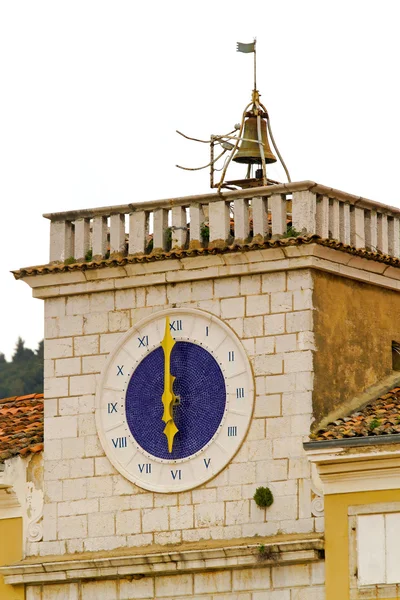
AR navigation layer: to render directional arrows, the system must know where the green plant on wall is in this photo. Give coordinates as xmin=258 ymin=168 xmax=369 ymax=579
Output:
xmin=369 ymin=418 xmax=380 ymax=431
xmin=253 ymin=486 xmax=274 ymax=508
xmin=258 ymin=543 xmax=278 ymax=562
xmin=200 ymin=222 xmax=210 ymax=243
xmin=165 ymin=227 xmax=173 ymax=251
xmin=282 ymin=226 xmax=302 ymax=239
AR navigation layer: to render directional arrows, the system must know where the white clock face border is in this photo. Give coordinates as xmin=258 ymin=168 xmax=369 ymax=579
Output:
xmin=95 ymin=307 xmax=255 ymax=493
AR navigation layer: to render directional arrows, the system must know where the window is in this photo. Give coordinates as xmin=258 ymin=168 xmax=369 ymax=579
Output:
xmin=392 ymin=340 xmax=400 ymax=371
xmin=357 ymin=513 xmax=400 ymax=585
xmin=349 ymin=502 xmax=400 ymax=598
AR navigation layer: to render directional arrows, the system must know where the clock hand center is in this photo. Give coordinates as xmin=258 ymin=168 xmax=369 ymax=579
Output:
xmin=161 ymin=316 xmax=179 ymax=453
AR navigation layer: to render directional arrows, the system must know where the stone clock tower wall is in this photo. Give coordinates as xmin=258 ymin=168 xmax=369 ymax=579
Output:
xmin=39 ymin=258 xmax=316 ymax=553
xmin=24 ymin=248 xmax=325 ymax=598
xmin=7 ymin=183 xmax=400 ymax=599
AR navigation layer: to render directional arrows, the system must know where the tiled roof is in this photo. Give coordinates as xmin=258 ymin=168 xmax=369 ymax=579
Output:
xmin=311 ymin=387 xmax=400 ymax=441
xmin=0 ymin=394 xmax=44 ymax=462
xmin=12 ymin=235 xmax=400 ymax=279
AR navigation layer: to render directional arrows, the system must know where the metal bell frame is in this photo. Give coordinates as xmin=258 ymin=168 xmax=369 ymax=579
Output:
xmin=176 ymin=41 xmax=291 ymax=191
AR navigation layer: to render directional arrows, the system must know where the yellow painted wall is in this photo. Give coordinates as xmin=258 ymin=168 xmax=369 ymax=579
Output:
xmin=325 ymin=489 xmax=400 ymax=600
xmin=312 ymin=271 xmax=400 ymax=427
xmin=0 ymin=517 xmax=24 ymax=600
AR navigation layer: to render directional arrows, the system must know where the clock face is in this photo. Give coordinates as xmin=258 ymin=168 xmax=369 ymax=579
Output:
xmin=96 ymin=308 xmax=254 ymax=492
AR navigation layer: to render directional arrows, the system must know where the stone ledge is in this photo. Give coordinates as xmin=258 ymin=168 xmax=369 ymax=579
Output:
xmin=19 ymin=243 xmax=400 ymax=299
xmin=0 ymin=535 xmax=324 ymax=585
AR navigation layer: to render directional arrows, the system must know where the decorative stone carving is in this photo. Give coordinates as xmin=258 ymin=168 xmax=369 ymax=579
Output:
xmin=311 ymin=485 xmax=324 ymax=517
xmin=26 ymin=482 xmax=44 ymax=543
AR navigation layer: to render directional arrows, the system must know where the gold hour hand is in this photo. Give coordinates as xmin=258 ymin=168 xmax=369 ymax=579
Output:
xmin=161 ymin=316 xmax=178 ymax=452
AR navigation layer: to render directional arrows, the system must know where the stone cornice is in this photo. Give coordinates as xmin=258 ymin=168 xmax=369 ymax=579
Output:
xmin=15 ymin=241 xmax=400 ymax=300
xmin=0 ymin=535 xmax=324 ymax=585
xmin=306 ymin=446 xmax=400 ymax=494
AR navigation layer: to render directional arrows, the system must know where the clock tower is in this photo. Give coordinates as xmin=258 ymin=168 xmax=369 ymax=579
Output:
xmin=5 ymin=51 xmax=400 ymax=597
xmin=6 ymin=178 xmax=400 ymax=599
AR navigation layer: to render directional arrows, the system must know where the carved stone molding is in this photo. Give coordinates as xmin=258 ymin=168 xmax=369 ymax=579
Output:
xmin=311 ymin=486 xmax=324 ymax=517
xmin=0 ymin=535 xmax=324 ymax=586
xmin=26 ymin=482 xmax=43 ymax=543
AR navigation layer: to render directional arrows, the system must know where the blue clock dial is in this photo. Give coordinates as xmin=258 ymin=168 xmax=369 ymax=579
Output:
xmin=125 ymin=341 xmax=226 ymax=460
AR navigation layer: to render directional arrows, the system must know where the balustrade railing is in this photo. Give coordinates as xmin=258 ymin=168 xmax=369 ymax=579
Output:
xmin=44 ymin=181 xmax=400 ymax=263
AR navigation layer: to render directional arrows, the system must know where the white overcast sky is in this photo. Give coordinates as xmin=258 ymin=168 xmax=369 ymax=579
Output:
xmin=1 ymin=0 xmax=399 ymax=359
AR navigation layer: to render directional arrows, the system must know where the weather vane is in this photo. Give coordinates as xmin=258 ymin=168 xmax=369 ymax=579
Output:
xmin=176 ymin=39 xmax=291 ymax=191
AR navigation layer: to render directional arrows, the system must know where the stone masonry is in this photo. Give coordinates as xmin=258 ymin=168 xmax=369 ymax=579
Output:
xmin=9 ymin=179 xmax=400 ymax=599
xmin=16 ymin=244 xmax=329 ymax=600
xmin=36 ymin=265 xmax=317 ymax=558
xmin=26 ymin=563 xmax=325 ymax=599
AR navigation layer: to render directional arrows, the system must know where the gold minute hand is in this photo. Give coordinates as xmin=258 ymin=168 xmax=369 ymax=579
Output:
xmin=161 ymin=316 xmax=178 ymax=453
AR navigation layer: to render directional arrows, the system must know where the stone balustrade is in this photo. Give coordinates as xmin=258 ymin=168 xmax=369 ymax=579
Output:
xmin=44 ymin=180 xmax=400 ymax=263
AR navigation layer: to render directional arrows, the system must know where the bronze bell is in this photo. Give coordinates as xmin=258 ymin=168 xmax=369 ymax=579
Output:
xmin=233 ymin=116 xmax=277 ymax=165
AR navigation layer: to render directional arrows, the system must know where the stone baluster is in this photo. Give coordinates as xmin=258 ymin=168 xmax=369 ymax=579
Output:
xmin=292 ymin=191 xmax=317 ymax=235
xmin=269 ymin=194 xmax=286 ymax=238
xmin=377 ymin=214 xmax=389 ymax=254
xmin=50 ymin=220 xmax=74 ymax=263
xmin=388 ymin=216 xmax=400 ymax=258
xmin=316 ymin=195 xmax=329 ymax=238
xmin=74 ymin=218 xmax=90 ymax=261
xmin=339 ymin=203 xmax=351 ymax=245
xmin=93 ymin=216 xmax=108 ymax=259
xmin=110 ymin=214 xmax=126 ymax=255
xmin=209 ymin=200 xmax=230 ymax=248
xmin=234 ymin=198 xmax=250 ymax=244
xmin=171 ymin=206 xmax=187 ymax=249
xmin=129 ymin=211 xmax=148 ymax=255
xmin=350 ymin=206 xmax=365 ymax=249
xmin=364 ymin=210 xmax=378 ymax=252
xmin=189 ymin=203 xmax=204 ymax=249
xmin=153 ymin=208 xmax=169 ymax=251
xmin=252 ymin=196 xmax=269 ymax=241
xmin=329 ymin=199 xmax=340 ymax=241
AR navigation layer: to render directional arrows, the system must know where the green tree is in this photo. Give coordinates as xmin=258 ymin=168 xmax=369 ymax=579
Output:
xmin=0 ymin=338 xmax=43 ymax=398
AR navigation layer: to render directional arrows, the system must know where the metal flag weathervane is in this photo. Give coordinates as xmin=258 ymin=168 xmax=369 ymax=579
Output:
xmin=237 ymin=39 xmax=257 ymax=91
xmin=175 ymin=39 xmax=291 ymax=190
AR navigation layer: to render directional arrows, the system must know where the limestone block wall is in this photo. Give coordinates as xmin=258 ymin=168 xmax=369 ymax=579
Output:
xmin=30 ymin=265 xmax=318 ymax=558
xmin=26 ymin=562 xmax=325 ymax=600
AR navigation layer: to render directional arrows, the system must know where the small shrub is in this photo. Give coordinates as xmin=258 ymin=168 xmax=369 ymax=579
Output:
xmin=165 ymin=227 xmax=173 ymax=251
xmin=258 ymin=543 xmax=278 ymax=562
xmin=200 ymin=222 xmax=210 ymax=243
xmin=85 ymin=248 xmax=93 ymax=262
xmin=369 ymin=418 xmax=380 ymax=431
xmin=145 ymin=238 xmax=154 ymax=254
xmin=64 ymin=256 xmax=76 ymax=265
xmin=282 ymin=226 xmax=302 ymax=238
xmin=253 ymin=486 xmax=274 ymax=508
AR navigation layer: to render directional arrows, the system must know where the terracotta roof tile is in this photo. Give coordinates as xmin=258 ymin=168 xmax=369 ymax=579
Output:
xmin=311 ymin=387 xmax=400 ymax=441
xmin=12 ymin=235 xmax=400 ymax=280
xmin=0 ymin=394 xmax=44 ymax=462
